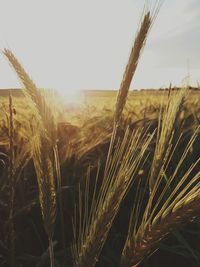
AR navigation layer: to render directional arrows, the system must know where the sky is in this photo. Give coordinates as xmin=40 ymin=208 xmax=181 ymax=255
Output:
xmin=0 ymin=0 xmax=199 ymax=94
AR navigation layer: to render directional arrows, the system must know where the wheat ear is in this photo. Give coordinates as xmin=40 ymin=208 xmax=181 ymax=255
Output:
xmin=121 ymin=167 xmax=200 ymax=267
xmin=114 ymin=3 xmax=160 ymax=125
xmin=106 ymin=3 xmax=161 ymax=176
xmin=121 ymin=86 xmax=200 ymax=266
xmin=3 ymin=50 xmax=57 ymax=267
xmin=149 ymin=86 xmax=188 ymax=192
xmin=72 ymin=128 xmax=154 ymax=267
xmin=3 ymin=49 xmax=56 ymax=143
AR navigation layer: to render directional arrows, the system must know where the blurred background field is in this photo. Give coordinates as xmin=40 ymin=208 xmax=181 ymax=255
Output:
xmin=1 ymin=88 xmax=200 ymax=123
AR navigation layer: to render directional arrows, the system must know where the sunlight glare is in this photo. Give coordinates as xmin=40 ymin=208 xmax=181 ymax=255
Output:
xmin=56 ymin=87 xmax=84 ymax=108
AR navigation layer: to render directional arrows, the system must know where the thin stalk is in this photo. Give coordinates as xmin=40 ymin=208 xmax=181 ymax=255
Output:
xmin=49 ymin=236 xmax=56 ymax=267
xmin=8 ymin=92 xmax=15 ymax=267
xmin=54 ymin=146 xmax=67 ymax=263
xmin=106 ymin=8 xmax=152 ymax=179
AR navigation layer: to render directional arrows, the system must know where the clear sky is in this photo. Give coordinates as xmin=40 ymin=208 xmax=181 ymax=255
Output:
xmin=0 ymin=0 xmax=199 ymax=94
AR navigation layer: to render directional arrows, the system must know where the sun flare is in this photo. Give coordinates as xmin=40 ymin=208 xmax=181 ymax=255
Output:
xmin=56 ymin=88 xmax=84 ymax=107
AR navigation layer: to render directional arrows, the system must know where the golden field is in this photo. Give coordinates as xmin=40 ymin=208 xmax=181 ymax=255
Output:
xmin=1 ymin=4 xmax=200 ymax=267
xmin=1 ymin=87 xmax=200 ymax=267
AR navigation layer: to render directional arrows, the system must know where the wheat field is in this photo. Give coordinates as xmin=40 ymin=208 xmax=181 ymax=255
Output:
xmin=1 ymin=3 xmax=200 ymax=267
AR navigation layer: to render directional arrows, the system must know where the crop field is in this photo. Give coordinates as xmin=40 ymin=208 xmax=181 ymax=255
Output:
xmin=1 ymin=87 xmax=200 ymax=267
xmin=1 ymin=4 xmax=200 ymax=267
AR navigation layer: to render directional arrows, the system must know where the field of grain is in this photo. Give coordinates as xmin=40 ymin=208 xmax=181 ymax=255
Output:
xmin=1 ymin=4 xmax=200 ymax=267
xmin=1 ymin=87 xmax=200 ymax=267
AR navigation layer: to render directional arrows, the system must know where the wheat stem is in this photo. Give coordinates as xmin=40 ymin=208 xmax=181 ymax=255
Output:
xmin=73 ymin=129 xmax=153 ymax=267
xmin=49 ymin=236 xmax=56 ymax=267
xmin=4 ymin=49 xmax=57 ymax=266
xmin=8 ymin=92 xmax=15 ymax=267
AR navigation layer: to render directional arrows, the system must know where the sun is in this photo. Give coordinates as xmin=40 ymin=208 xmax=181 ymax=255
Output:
xmin=56 ymin=87 xmax=84 ymax=107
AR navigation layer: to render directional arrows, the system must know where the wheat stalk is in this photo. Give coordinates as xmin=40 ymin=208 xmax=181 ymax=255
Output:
xmin=114 ymin=1 xmax=162 ymax=125
xmin=3 ymin=49 xmax=58 ymax=267
xmin=72 ymin=3 xmax=162 ymax=266
xmin=3 ymin=49 xmax=56 ymax=143
xmin=106 ymin=2 xmax=161 ymax=179
xmin=72 ymin=128 xmax=154 ymax=267
xmin=149 ymin=86 xmax=188 ymax=192
xmin=121 ymin=86 xmax=200 ymax=267
xmin=30 ymin=121 xmax=57 ymax=267
xmin=121 ymin=169 xmax=200 ymax=267
xmin=114 ymin=11 xmax=150 ymax=124
xmin=8 ymin=92 xmax=15 ymax=267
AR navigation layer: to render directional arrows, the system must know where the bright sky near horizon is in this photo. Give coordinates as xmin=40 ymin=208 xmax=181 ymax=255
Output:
xmin=0 ymin=0 xmax=199 ymax=94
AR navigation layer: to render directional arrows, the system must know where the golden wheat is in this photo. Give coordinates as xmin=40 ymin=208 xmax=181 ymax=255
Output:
xmin=114 ymin=1 xmax=162 ymax=125
xmin=72 ymin=128 xmax=154 ymax=267
xmin=4 ymin=50 xmax=58 ymax=267
xmin=7 ymin=92 xmax=15 ymax=267
xmin=121 ymin=87 xmax=200 ymax=266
